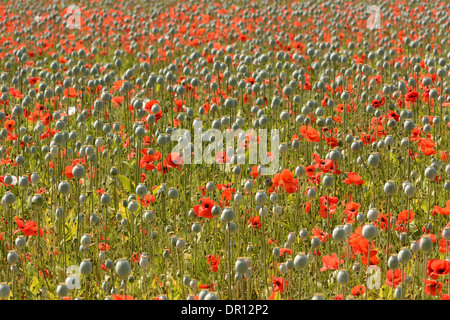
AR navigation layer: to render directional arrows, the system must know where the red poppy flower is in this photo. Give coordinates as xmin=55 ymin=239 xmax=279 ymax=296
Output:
xmin=385 ymin=269 xmax=404 ymax=288
xmin=343 ymin=172 xmax=364 ymax=186
xmin=14 ymin=216 xmax=38 ymax=237
xmin=247 ymin=216 xmax=261 ymax=229
xmin=193 ymin=197 xmax=217 ymax=219
xmin=351 ymin=285 xmax=366 ymax=296
xmin=427 ymin=259 xmax=450 ymax=280
xmin=423 ymin=279 xmax=443 ymax=296
xmin=320 ymin=253 xmax=344 ymax=271
xmin=207 ymin=254 xmax=220 ymax=272
xmin=112 ymin=294 xmax=135 ymax=300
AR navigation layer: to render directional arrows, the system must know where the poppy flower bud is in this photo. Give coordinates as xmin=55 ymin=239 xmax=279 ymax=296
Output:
xmin=115 ymin=259 xmax=131 ymax=279
xmin=80 ymin=259 xmax=92 ymax=275
xmin=398 ymin=248 xmax=412 ymax=264
xmin=419 ymin=236 xmax=433 ymax=252
xmin=388 ymin=255 xmax=400 ymax=270
xmin=56 ymin=283 xmax=69 ymax=298
xmin=362 ymin=224 xmax=377 ymax=240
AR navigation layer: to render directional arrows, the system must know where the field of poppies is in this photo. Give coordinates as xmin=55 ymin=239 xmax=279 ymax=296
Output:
xmin=0 ymin=0 xmax=449 ymax=301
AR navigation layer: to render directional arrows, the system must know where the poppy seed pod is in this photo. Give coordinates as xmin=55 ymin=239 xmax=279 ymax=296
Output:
xmin=332 ymin=226 xmax=346 ymax=242
xmin=322 ymin=174 xmax=334 ymax=188
xmin=337 ymin=270 xmax=349 ymax=284
xmin=56 ymin=283 xmax=69 ymax=298
xmin=398 ymin=248 xmax=412 ymax=264
xmin=384 ymin=181 xmax=396 ymax=195
xmin=356 ymin=213 xmax=365 ymax=223
xmin=388 ymin=255 xmax=400 ymax=270
xmin=7 ymin=251 xmax=18 ymax=265
xmin=15 ymin=236 xmax=26 ymax=249
xmin=307 ymin=188 xmax=317 ymax=199
xmin=168 ymin=188 xmax=179 ymax=200
xmin=58 ymin=181 xmax=70 ymax=195
xmin=80 ymin=259 xmax=93 ymax=275
xmin=100 ymin=193 xmax=111 ymax=205
xmin=205 ymin=292 xmax=218 ymax=300
xmin=31 ymin=194 xmax=44 ymax=209
xmin=255 ymin=190 xmax=267 ymax=204
xmin=80 ymin=234 xmax=91 ymax=246
xmin=139 ymin=253 xmax=149 ymax=269
xmin=235 ymin=258 xmax=249 ymax=274
xmin=419 ymin=236 xmax=433 ymax=252
xmin=295 ymin=166 xmax=305 ymax=177
xmin=312 ymin=294 xmax=324 ymax=300
xmin=221 ymin=207 xmax=235 ymax=223
xmin=424 ymin=166 xmax=437 ymax=180
xmin=135 ymin=184 xmax=147 ymax=197
xmin=362 ymin=224 xmax=377 ymax=240
xmin=410 ymin=241 xmax=420 ymax=254
xmin=176 ymin=238 xmax=186 ymax=250
xmin=299 ymin=228 xmax=308 ymax=239
xmin=294 ymin=253 xmax=308 ymax=269
xmin=192 ymin=223 xmax=201 ymax=233
xmin=115 ymin=259 xmax=131 ymax=279
xmin=311 ymin=237 xmax=321 ymax=249
xmin=404 ymin=184 xmax=415 ymax=197
xmin=367 ymin=153 xmax=380 ymax=166
xmin=443 ymin=228 xmax=450 ymax=241
xmin=72 ymin=164 xmax=85 ymax=178
xmin=1 ymin=192 xmax=15 ymax=206
xmin=244 ymin=180 xmax=254 ymax=192
xmin=343 ymin=223 xmax=353 ymax=237
xmin=287 ymin=232 xmax=296 ymax=244
xmin=127 ymin=200 xmax=138 ymax=212
xmin=367 ymin=208 xmax=379 ymax=222
xmin=211 ymin=205 xmax=221 ymax=217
